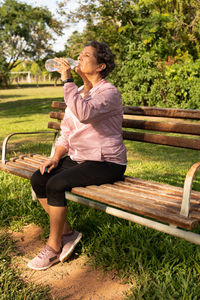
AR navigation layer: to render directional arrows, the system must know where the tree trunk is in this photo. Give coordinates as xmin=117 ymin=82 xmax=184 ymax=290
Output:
xmin=0 ymin=73 xmax=8 ymax=89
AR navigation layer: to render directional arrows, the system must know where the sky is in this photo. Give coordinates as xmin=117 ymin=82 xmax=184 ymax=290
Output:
xmin=27 ymin=0 xmax=85 ymax=52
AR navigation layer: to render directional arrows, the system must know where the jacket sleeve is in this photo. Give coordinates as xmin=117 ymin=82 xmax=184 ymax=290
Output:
xmin=63 ymin=82 xmax=122 ymax=124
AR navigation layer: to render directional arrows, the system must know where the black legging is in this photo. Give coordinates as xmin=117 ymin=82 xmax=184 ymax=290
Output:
xmin=31 ymin=156 xmax=126 ymax=207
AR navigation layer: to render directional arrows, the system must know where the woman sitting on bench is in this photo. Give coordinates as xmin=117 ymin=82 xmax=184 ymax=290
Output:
xmin=28 ymin=40 xmax=127 ymax=270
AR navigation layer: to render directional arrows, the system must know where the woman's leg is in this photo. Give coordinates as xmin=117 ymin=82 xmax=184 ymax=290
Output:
xmin=47 ymin=205 xmax=67 ymax=252
xmin=28 ymin=158 xmax=126 ymax=269
xmin=38 ymin=197 xmax=72 ymax=237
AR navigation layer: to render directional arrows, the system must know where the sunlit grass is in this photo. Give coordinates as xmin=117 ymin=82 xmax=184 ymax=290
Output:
xmin=0 ymin=232 xmax=50 ymax=299
xmin=0 ymin=86 xmax=63 ymax=141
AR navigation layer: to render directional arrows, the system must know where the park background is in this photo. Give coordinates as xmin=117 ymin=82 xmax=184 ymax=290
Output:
xmin=1 ymin=0 xmax=200 ymax=299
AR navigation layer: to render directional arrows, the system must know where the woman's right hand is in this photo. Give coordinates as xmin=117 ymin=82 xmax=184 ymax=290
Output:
xmin=40 ymin=158 xmax=59 ymax=175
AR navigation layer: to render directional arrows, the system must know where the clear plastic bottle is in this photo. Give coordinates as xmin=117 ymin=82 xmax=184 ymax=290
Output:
xmin=45 ymin=58 xmax=78 ymax=72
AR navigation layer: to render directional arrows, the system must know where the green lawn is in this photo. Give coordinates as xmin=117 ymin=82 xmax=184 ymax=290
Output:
xmin=1 ymin=85 xmax=200 ymax=299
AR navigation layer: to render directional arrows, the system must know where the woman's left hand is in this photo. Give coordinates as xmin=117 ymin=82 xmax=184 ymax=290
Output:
xmin=54 ymin=58 xmax=72 ymax=81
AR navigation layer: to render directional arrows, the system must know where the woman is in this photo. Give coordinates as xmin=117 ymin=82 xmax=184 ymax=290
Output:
xmin=29 ymin=41 xmax=127 ymax=270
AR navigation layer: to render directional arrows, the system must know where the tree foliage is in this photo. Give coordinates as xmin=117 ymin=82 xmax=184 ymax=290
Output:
xmin=59 ymin=0 xmax=200 ymax=108
xmin=0 ymin=0 xmax=63 ymax=87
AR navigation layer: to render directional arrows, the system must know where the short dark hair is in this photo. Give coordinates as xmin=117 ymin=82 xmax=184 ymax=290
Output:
xmin=85 ymin=40 xmax=115 ymax=78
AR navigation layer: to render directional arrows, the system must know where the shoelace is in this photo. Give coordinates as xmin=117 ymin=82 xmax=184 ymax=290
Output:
xmin=38 ymin=246 xmax=51 ymax=259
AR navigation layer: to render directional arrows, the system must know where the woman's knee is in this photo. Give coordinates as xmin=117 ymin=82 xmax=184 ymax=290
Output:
xmin=30 ymin=169 xmax=49 ymax=199
xmin=30 ymin=170 xmax=42 ymax=190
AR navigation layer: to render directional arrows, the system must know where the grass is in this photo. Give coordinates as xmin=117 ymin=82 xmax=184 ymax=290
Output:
xmin=1 ymin=85 xmax=200 ymax=299
xmin=0 ymin=232 xmax=51 ymax=300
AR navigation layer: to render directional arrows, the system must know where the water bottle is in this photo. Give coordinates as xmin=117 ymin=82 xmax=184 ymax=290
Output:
xmin=45 ymin=58 xmax=78 ymax=72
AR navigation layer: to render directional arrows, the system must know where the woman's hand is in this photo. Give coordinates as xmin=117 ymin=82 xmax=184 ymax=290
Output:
xmin=40 ymin=158 xmax=59 ymax=175
xmin=54 ymin=58 xmax=71 ymax=81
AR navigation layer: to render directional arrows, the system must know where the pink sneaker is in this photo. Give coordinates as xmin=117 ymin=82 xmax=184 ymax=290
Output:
xmin=27 ymin=245 xmax=60 ymax=270
xmin=60 ymin=230 xmax=82 ymax=263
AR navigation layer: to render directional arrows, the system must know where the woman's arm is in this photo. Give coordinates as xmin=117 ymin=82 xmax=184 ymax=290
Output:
xmin=64 ymin=83 xmax=122 ymax=123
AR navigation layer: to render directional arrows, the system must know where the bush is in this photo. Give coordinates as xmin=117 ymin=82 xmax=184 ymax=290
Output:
xmin=119 ymin=44 xmax=200 ymax=109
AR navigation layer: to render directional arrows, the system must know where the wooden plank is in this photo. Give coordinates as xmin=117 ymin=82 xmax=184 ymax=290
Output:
xmin=97 ymin=184 xmax=200 ymax=217
xmin=124 ymin=177 xmax=200 ymax=199
xmin=30 ymin=154 xmax=49 ymax=160
xmin=114 ymin=181 xmax=182 ymax=201
xmin=122 ymin=119 xmax=200 ymax=135
xmin=48 ymin=122 xmax=61 ymax=130
xmin=99 ymin=183 xmax=182 ymax=206
xmin=86 ymin=185 xmax=180 ymax=212
xmin=122 ymin=131 xmax=200 ymax=150
xmin=23 ymin=156 xmax=48 ymax=164
xmin=51 ymin=101 xmax=66 ymax=110
xmin=71 ymin=186 xmax=198 ymax=229
xmin=6 ymin=161 xmax=37 ymax=172
xmin=0 ymin=162 xmax=33 ymax=179
xmin=189 ymin=210 xmax=200 ymax=221
xmin=114 ymin=181 xmax=200 ymax=205
xmin=8 ymin=159 xmax=40 ymax=169
xmin=123 ymin=106 xmax=200 ymax=120
xmin=50 ymin=111 xmax=64 ymax=120
xmin=22 ymin=157 xmax=44 ymax=165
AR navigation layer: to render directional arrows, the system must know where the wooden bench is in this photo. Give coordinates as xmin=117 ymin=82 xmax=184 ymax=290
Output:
xmin=1 ymin=102 xmax=200 ymax=245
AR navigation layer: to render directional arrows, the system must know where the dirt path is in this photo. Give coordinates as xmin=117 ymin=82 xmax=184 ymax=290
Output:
xmin=9 ymin=224 xmax=132 ymax=300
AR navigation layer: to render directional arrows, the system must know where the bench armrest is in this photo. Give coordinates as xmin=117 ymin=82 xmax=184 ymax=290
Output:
xmin=1 ymin=131 xmax=58 ymax=164
xmin=180 ymin=162 xmax=200 ymax=217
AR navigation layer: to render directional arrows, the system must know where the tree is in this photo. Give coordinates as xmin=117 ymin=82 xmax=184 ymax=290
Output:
xmin=0 ymin=0 xmax=63 ymax=88
xmin=30 ymin=62 xmax=42 ymax=87
xmin=58 ymin=0 xmax=200 ymax=108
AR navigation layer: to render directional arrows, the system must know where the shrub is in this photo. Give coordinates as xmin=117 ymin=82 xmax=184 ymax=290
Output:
xmin=119 ymin=44 xmax=200 ymax=109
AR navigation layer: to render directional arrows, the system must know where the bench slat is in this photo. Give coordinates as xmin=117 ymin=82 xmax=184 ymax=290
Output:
xmin=98 ymin=184 xmax=200 ymax=219
xmin=51 ymin=101 xmax=66 ymax=110
xmin=29 ymin=154 xmax=49 ymax=161
xmin=51 ymin=103 xmax=200 ymax=119
xmin=50 ymin=111 xmax=65 ymax=120
xmin=71 ymin=186 xmax=198 ymax=229
xmin=8 ymin=159 xmax=40 ymax=169
xmin=115 ymin=182 xmax=200 ymax=206
xmin=123 ymin=119 xmax=200 ymax=135
xmin=125 ymin=177 xmax=200 ymax=199
xmin=123 ymin=131 xmax=200 ymax=150
xmin=123 ymin=106 xmax=200 ymax=120
xmin=114 ymin=181 xmax=182 ymax=201
xmin=48 ymin=122 xmax=61 ymax=130
xmin=6 ymin=161 xmax=37 ymax=171
xmin=23 ymin=156 xmax=49 ymax=165
xmin=115 ymin=181 xmax=198 ymax=203
xmin=86 ymin=185 xmax=180 ymax=212
xmin=0 ymin=162 xmax=34 ymax=179
xmin=100 ymin=183 xmax=182 ymax=206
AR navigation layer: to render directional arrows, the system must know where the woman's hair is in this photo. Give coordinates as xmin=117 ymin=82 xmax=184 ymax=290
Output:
xmin=85 ymin=40 xmax=115 ymax=78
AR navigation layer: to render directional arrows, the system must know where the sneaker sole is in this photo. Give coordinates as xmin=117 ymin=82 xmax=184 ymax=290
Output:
xmin=27 ymin=257 xmax=60 ymax=271
xmin=60 ymin=232 xmax=82 ymax=263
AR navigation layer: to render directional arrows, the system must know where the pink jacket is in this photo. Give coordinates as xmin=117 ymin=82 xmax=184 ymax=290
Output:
xmin=56 ymin=79 xmax=127 ymax=164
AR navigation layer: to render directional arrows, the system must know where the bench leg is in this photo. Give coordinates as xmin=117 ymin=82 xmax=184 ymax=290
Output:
xmin=66 ymin=192 xmax=200 ymax=246
xmin=31 ymin=188 xmax=37 ymax=201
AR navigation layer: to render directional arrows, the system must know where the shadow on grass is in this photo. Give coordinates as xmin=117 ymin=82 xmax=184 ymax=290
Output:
xmin=0 ymin=95 xmax=26 ymax=99
xmin=0 ymin=141 xmax=53 ymax=158
xmin=0 ymin=96 xmax=64 ymax=118
xmin=7 ymin=83 xmax=62 ymax=89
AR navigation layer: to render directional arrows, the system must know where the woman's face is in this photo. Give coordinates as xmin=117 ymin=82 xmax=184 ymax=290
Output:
xmin=78 ymin=46 xmax=104 ymax=76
